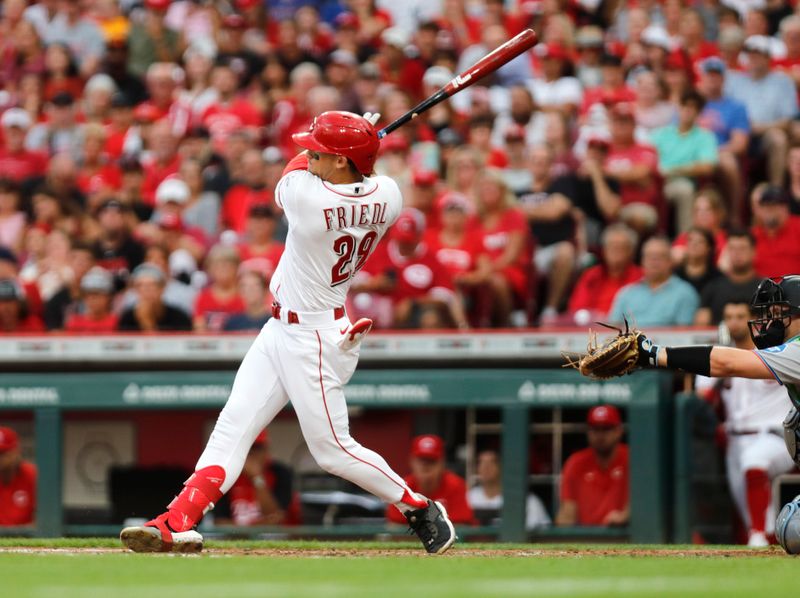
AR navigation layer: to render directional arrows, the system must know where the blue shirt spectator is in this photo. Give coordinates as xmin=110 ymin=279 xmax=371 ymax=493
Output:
xmin=724 ymin=37 xmax=798 ymax=129
xmin=609 ymin=237 xmax=700 ymax=326
xmin=700 ymin=97 xmax=750 ymax=146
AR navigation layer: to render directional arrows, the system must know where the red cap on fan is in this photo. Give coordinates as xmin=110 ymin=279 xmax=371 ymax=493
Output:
xmin=223 ymin=14 xmax=247 ymax=29
xmin=534 ymin=42 xmax=570 ymax=62
xmin=391 ymin=208 xmax=425 ymax=243
xmin=379 ymin=134 xmax=410 ymax=154
xmin=252 ymin=430 xmax=269 ymax=446
xmin=144 ymin=0 xmax=171 ymax=11
xmin=412 ymin=169 xmax=438 ymax=187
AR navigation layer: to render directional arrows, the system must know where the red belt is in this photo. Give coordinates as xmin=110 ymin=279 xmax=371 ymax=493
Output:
xmin=271 ymin=303 xmax=345 ymax=325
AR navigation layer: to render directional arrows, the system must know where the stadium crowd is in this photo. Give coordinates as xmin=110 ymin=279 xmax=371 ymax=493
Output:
xmin=1 ymin=0 xmax=800 ymax=332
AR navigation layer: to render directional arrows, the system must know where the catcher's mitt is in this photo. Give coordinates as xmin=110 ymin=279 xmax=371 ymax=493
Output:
xmin=562 ymin=319 xmax=645 ymax=380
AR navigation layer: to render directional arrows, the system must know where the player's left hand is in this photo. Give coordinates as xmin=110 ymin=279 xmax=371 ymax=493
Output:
xmin=363 ymin=112 xmax=381 ymax=126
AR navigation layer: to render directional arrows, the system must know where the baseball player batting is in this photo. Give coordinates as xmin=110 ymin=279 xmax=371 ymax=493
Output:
xmin=572 ymin=275 xmax=800 ymax=553
xmin=120 ymin=111 xmax=456 ymax=555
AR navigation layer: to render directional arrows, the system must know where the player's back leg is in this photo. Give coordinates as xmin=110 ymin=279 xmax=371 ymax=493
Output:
xmin=272 ymin=322 xmax=456 ymax=554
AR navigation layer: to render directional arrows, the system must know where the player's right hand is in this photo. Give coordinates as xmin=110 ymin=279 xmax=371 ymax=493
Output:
xmin=363 ymin=112 xmax=381 ymax=126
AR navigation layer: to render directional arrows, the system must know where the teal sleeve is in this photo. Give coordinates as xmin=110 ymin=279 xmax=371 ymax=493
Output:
xmin=696 ymin=131 xmax=719 ymax=164
xmin=675 ymin=287 xmax=700 ymax=326
xmin=608 ymin=290 xmax=625 ymax=323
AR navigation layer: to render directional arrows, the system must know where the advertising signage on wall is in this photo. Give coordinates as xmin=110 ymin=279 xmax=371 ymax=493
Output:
xmin=0 ymin=370 xmax=657 ymax=409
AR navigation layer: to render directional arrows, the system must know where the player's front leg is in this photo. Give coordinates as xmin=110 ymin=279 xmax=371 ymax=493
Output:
xmin=121 ymin=324 xmax=288 ymax=553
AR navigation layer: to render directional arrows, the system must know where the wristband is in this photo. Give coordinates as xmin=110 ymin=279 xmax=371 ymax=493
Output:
xmin=252 ymin=475 xmax=266 ymax=489
xmin=665 ymin=345 xmax=713 ymax=377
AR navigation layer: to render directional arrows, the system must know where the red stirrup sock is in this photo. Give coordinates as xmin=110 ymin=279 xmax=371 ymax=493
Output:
xmin=745 ymin=468 xmax=770 ymax=533
xmin=397 ymin=489 xmax=429 ymax=511
xmin=165 ymin=466 xmax=226 ymax=532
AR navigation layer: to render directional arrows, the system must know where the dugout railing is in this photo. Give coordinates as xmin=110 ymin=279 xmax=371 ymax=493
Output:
xmin=0 ymin=329 xmax=716 ymax=542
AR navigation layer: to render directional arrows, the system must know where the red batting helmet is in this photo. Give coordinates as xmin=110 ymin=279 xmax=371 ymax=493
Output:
xmin=292 ymin=111 xmax=380 ymax=175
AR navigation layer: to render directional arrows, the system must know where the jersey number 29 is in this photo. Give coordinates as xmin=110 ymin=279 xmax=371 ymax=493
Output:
xmin=331 ymin=231 xmax=378 ymax=286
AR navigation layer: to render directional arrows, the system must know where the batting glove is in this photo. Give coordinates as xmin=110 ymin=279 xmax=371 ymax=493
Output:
xmin=363 ymin=112 xmax=381 ymax=126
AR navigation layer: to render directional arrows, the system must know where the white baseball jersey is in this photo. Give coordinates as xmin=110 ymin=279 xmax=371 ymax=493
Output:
xmin=194 ymin=158 xmax=419 ymax=514
xmin=695 ymin=375 xmax=791 ymax=432
xmin=271 ymin=166 xmax=403 ymax=312
xmin=696 ymin=369 xmax=794 ymax=534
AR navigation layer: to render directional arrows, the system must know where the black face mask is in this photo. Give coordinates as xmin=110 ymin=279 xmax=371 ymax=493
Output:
xmin=749 ymin=317 xmax=787 ymax=350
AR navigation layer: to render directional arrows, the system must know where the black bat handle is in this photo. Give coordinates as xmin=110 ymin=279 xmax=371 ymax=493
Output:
xmin=377 ymin=89 xmax=449 ymax=139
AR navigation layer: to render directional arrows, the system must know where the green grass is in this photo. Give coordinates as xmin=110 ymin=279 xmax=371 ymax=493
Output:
xmin=0 ymin=539 xmax=793 ymax=598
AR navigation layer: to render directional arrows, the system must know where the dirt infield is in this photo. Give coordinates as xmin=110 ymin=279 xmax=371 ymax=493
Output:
xmin=0 ymin=546 xmax=787 ymax=558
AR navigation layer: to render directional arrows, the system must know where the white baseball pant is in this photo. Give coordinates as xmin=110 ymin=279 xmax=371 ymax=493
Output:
xmin=726 ymin=432 xmax=795 ymax=533
xmin=195 ymin=313 xmax=413 ymax=505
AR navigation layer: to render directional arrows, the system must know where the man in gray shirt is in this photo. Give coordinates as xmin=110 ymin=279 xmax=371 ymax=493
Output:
xmin=44 ymin=0 xmax=106 ymax=77
xmin=725 ymin=35 xmax=798 ymax=186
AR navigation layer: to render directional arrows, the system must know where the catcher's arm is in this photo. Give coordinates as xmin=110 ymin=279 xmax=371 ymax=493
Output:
xmin=645 ymin=342 xmax=773 ymax=379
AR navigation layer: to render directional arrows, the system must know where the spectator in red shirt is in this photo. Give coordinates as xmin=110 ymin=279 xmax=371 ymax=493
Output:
xmin=386 ymin=434 xmax=474 ymax=525
xmin=141 ymin=120 xmax=181 ymax=205
xmin=375 ymin=208 xmax=468 ymax=329
xmin=604 ymin=102 xmax=661 ymax=235
xmin=426 ymin=192 xmax=489 ymax=326
xmin=201 ymin=58 xmax=263 ymax=155
xmin=568 ymin=223 xmax=642 ymax=322
xmin=137 ymin=62 xmax=186 ymax=137
xmin=475 ymin=169 xmax=531 ymax=327
xmin=377 ymin=27 xmax=426 ymax=101
xmin=64 ymin=266 xmax=118 ymax=333
xmin=0 ymin=108 xmax=47 ymax=184
xmin=679 ymin=8 xmax=718 ymax=67
xmin=193 ymin=244 xmax=245 ymax=332
xmin=271 ymin=62 xmax=320 ymax=156
xmin=407 ymin=169 xmax=442 ymax=233
xmin=238 ymin=203 xmax=284 ymax=278
xmin=0 ymin=278 xmax=45 ymax=333
xmin=222 ymin=149 xmax=274 ymax=234
xmin=426 ymin=192 xmax=488 ymax=286
xmin=556 ymin=406 xmax=630 ymax=527
xmin=580 ymin=53 xmax=637 ymax=116
xmin=467 ymin=115 xmax=508 ymax=169
xmin=751 ymin=185 xmax=800 ymax=277
xmin=0 ymin=426 xmax=36 ymax=526
xmin=221 ymin=430 xmax=300 ymax=526
xmin=76 ymin=123 xmax=122 ymax=199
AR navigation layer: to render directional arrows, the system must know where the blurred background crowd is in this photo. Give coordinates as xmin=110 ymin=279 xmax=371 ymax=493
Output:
xmin=1 ymin=0 xmax=799 ymax=332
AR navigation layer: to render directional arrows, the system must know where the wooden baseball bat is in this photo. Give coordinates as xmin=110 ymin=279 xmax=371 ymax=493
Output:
xmin=377 ymin=29 xmax=539 ymax=139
